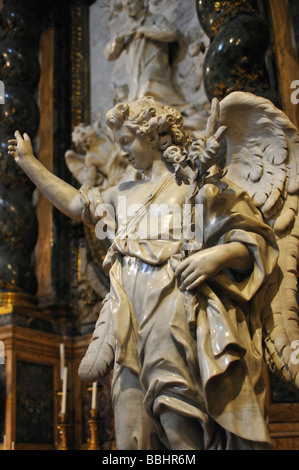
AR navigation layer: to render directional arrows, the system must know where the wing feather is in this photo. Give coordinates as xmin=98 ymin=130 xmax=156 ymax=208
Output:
xmin=219 ymin=91 xmax=299 ymax=389
xmin=78 ymin=298 xmax=115 ymax=382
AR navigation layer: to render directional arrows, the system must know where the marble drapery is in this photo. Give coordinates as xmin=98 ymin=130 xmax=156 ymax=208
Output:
xmin=79 ymin=174 xmax=278 ymax=449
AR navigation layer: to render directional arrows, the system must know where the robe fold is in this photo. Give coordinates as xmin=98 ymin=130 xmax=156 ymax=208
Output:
xmin=79 ymin=174 xmax=278 ymax=449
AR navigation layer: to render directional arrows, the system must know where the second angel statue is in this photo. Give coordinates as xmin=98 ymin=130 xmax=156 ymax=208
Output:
xmin=8 ymin=92 xmax=299 ymax=450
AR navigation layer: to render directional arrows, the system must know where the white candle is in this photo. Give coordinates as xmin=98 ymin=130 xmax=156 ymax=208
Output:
xmin=11 ymin=441 xmax=15 ymax=450
xmin=61 ymin=366 xmax=68 ymax=415
xmin=91 ymin=381 xmax=97 ymax=410
xmin=59 ymin=343 xmax=65 ymax=381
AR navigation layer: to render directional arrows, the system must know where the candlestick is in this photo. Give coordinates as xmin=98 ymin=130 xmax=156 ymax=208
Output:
xmin=59 ymin=343 xmax=65 ymax=381
xmin=57 ymin=413 xmax=69 ymax=450
xmin=88 ymin=408 xmax=100 ymax=450
xmin=91 ymin=381 xmax=97 ymax=410
xmin=61 ymin=366 xmax=68 ymax=415
xmin=55 ymin=391 xmax=69 ymax=450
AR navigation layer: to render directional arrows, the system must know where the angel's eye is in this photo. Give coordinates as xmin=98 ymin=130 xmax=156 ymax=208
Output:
xmin=120 ymin=137 xmax=131 ymax=146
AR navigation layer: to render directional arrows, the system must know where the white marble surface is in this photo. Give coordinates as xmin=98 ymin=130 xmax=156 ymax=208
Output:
xmin=89 ymin=0 xmax=210 ymax=121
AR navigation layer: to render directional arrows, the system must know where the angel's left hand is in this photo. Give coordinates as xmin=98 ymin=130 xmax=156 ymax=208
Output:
xmin=175 ymin=246 xmax=223 ymax=291
xmin=175 ymin=242 xmax=252 ymax=291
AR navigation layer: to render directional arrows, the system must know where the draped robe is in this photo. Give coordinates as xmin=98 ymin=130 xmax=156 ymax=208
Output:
xmin=79 ymin=173 xmax=278 ymax=450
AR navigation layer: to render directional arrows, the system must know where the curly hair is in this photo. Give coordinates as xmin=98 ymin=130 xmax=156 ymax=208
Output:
xmin=105 ymin=97 xmax=190 ymax=157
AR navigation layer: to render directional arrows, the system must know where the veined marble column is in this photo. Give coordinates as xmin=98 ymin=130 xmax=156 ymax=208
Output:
xmin=195 ymin=0 xmax=275 ymax=103
xmin=0 ymin=1 xmax=40 ymax=303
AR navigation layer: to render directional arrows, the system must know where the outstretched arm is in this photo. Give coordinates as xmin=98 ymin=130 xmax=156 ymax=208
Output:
xmin=8 ymin=131 xmax=84 ymax=221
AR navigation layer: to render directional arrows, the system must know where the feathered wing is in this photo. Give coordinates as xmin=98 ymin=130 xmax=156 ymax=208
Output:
xmin=78 ymin=296 xmax=116 ymax=382
xmin=218 ymin=91 xmax=299 ymax=389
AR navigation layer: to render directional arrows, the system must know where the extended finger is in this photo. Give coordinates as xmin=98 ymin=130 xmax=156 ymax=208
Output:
xmin=175 ymin=258 xmax=192 ymax=277
xmin=180 ymin=271 xmax=198 ymax=289
xmin=179 ymin=264 xmax=195 ymax=281
xmin=186 ymin=274 xmax=207 ymax=291
xmin=14 ymin=130 xmax=22 ymax=141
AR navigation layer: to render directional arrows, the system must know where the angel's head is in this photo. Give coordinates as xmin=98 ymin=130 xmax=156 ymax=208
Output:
xmin=72 ymin=124 xmax=99 ymax=152
xmin=105 ymin=96 xmax=190 ymax=171
xmin=121 ymin=0 xmax=147 ymax=18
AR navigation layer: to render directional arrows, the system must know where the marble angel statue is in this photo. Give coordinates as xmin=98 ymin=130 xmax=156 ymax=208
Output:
xmin=7 ymin=92 xmax=299 ymax=450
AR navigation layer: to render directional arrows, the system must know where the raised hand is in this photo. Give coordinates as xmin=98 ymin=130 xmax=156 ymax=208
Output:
xmin=8 ymin=130 xmax=84 ymax=221
xmin=7 ymin=130 xmax=34 ymax=166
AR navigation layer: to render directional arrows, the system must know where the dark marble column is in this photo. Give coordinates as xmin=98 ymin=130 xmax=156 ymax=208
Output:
xmin=0 ymin=1 xmax=40 ymax=299
xmin=196 ymin=0 xmax=277 ymax=103
xmin=290 ymin=0 xmax=299 ymax=58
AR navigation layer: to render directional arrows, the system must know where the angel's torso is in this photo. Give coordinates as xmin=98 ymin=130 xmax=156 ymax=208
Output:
xmin=110 ymin=175 xmax=189 ymax=240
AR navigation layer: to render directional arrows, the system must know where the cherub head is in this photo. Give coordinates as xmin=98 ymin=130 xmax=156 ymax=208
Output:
xmin=71 ymin=124 xmax=100 ymax=153
xmin=105 ymin=96 xmax=190 ymax=172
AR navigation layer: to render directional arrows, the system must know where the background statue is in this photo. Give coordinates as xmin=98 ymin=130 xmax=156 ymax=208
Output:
xmin=104 ymin=0 xmax=207 ymax=132
xmin=64 ymin=119 xmax=134 ymax=190
xmin=7 ymin=92 xmax=299 ymax=450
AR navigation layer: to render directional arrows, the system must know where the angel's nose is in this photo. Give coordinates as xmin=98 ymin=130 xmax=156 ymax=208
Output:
xmin=121 ymin=151 xmax=129 ymax=159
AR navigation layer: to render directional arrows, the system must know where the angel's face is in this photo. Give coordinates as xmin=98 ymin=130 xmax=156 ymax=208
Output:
xmin=114 ymin=124 xmax=159 ymax=171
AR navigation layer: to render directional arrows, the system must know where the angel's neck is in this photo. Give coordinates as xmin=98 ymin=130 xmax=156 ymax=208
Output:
xmin=143 ymin=159 xmax=170 ymax=181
